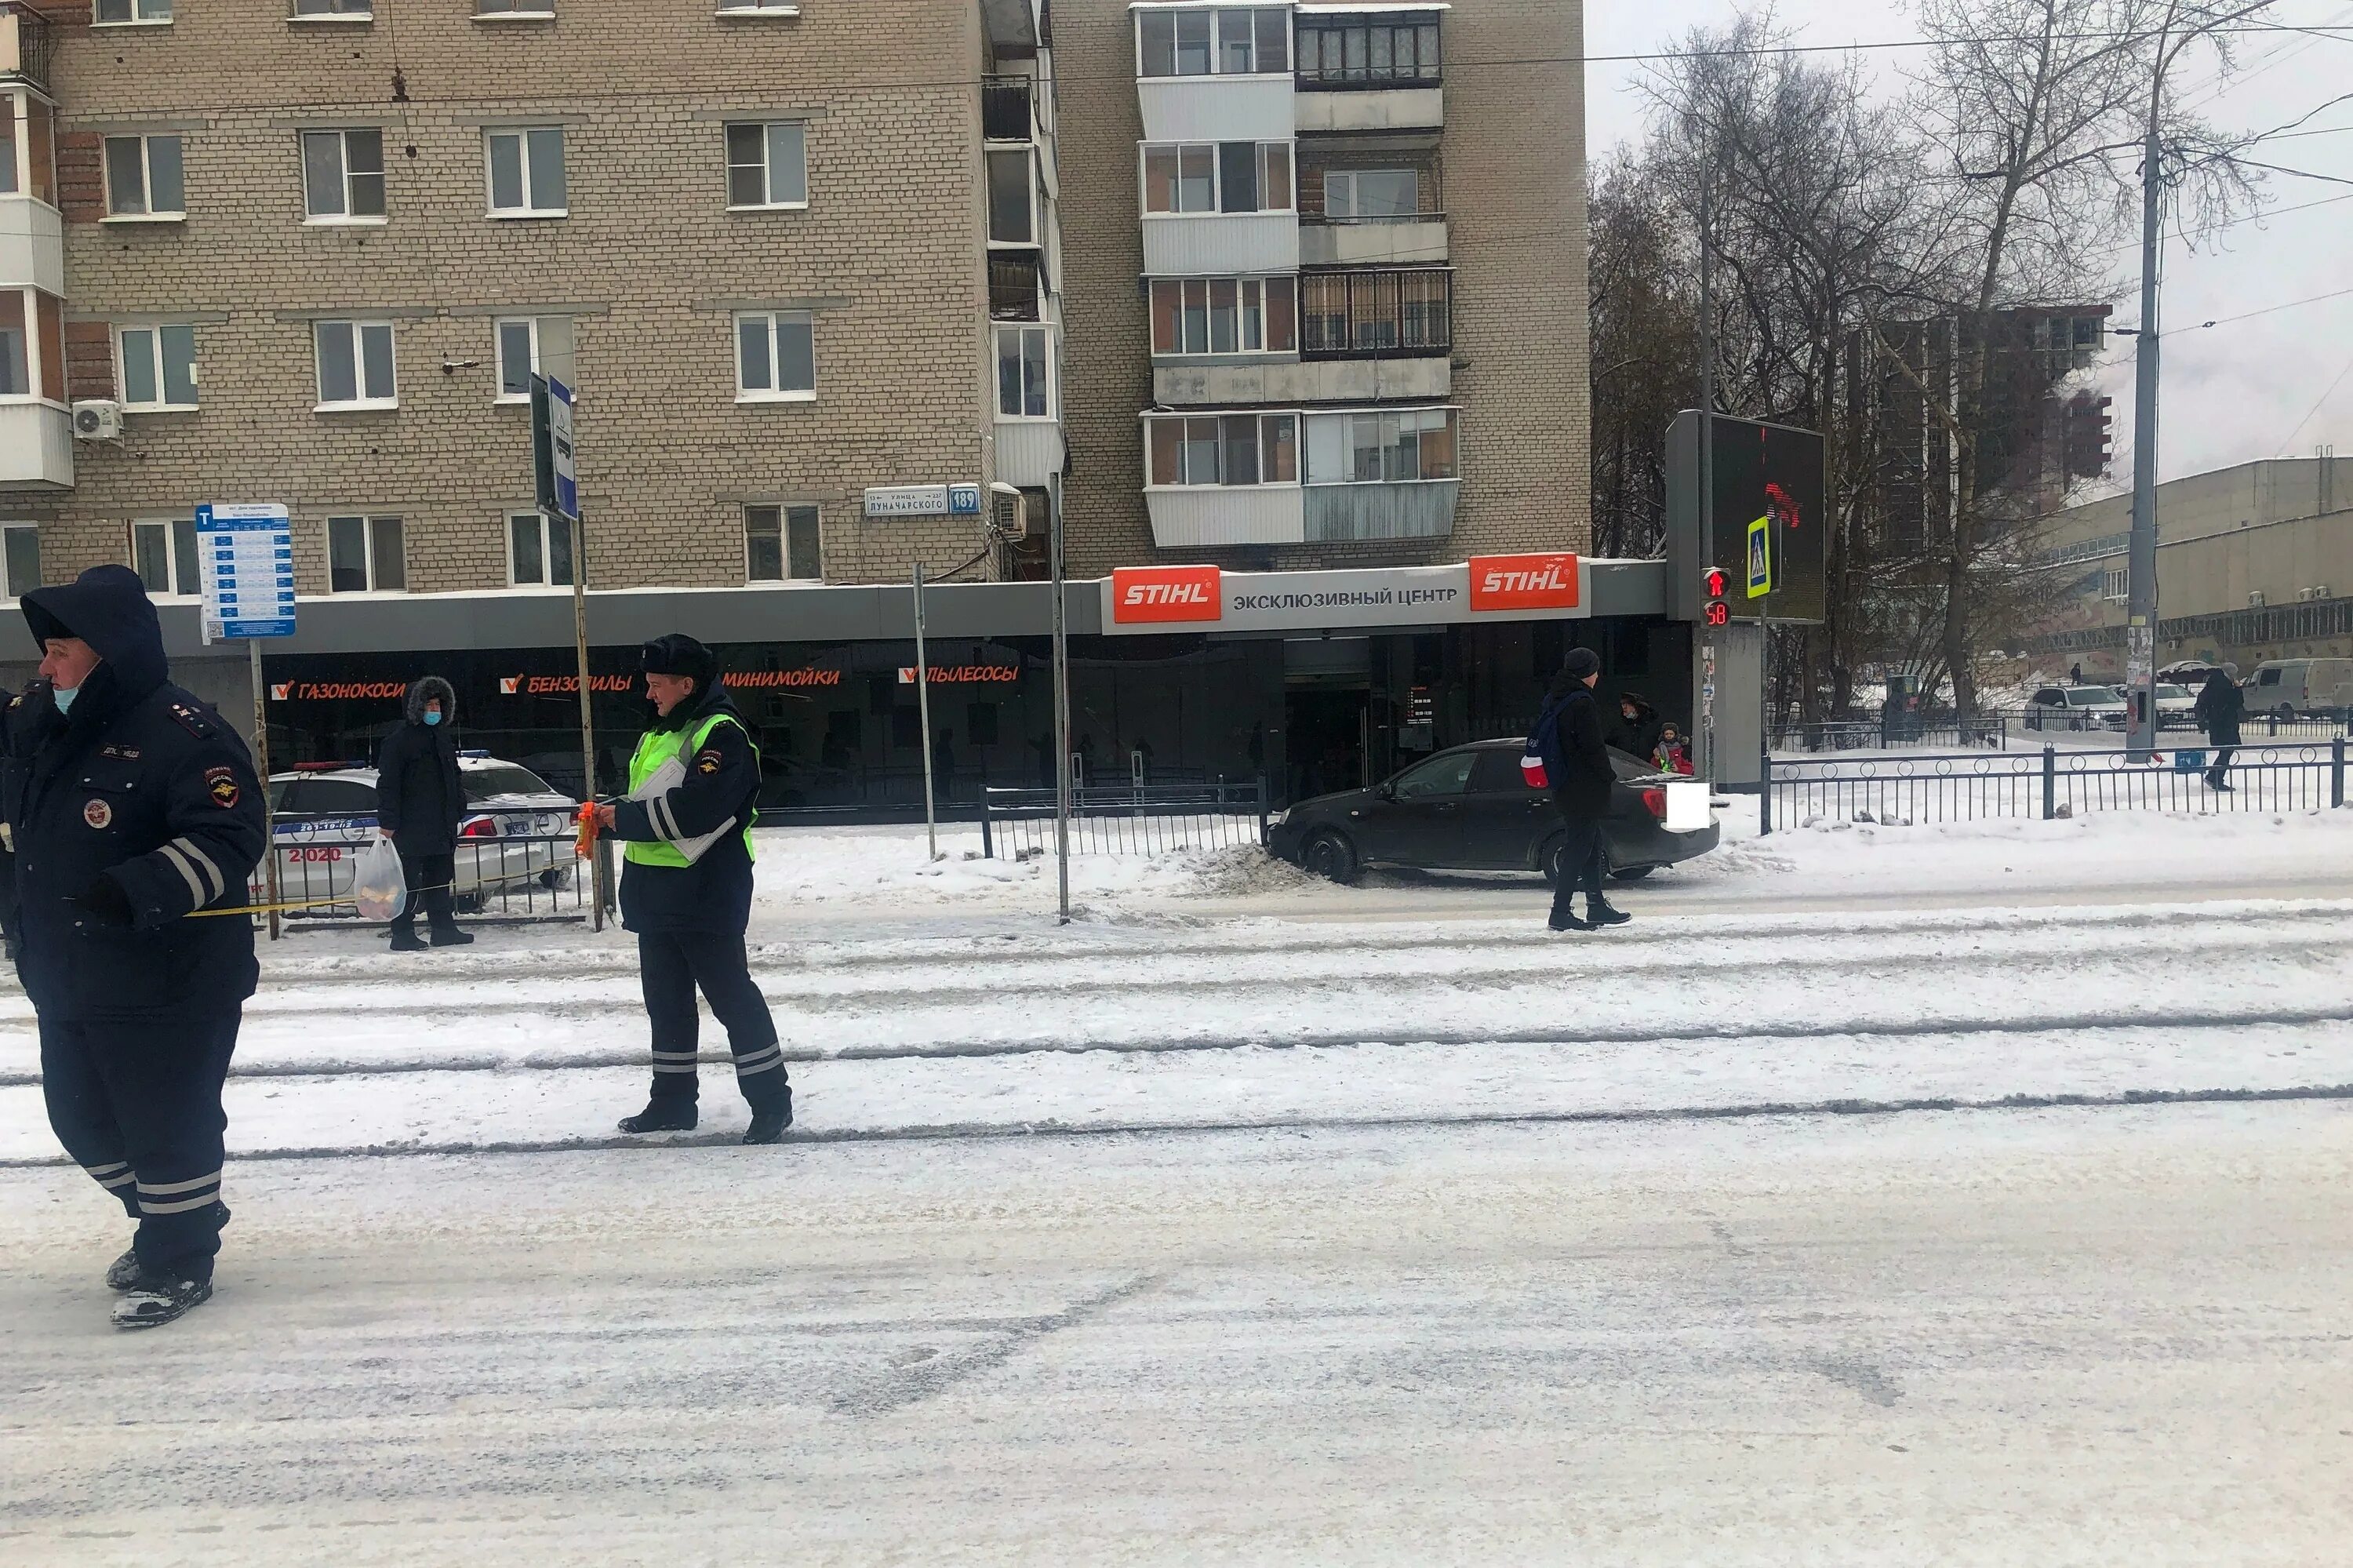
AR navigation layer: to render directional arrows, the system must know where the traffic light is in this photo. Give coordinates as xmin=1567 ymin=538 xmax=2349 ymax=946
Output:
xmin=1702 ymin=567 xmax=1729 ymax=627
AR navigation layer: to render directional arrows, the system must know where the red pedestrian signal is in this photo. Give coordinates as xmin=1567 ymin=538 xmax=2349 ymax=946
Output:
xmin=1703 ymin=567 xmax=1728 ymax=598
xmin=1704 ymin=601 xmax=1730 ymax=628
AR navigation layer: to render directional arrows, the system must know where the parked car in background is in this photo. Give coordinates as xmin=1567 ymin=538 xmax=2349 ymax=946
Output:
xmin=266 ymin=752 xmax=577 ymax=911
xmin=2241 ymin=658 xmax=2353 ymax=720
xmin=2158 ymin=660 xmax=2237 ymax=688
xmin=2025 ymin=686 xmax=2129 ymax=731
xmin=2100 ymin=683 xmax=2198 ymax=730
xmin=1267 ymin=739 xmax=1719 ymax=885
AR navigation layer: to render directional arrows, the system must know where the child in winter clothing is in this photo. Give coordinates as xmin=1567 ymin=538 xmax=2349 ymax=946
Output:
xmin=1653 ymin=724 xmax=1695 ymax=775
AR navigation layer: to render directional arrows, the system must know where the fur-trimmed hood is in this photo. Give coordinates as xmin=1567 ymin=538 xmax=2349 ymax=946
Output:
xmin=404 ymin=675 xmax=456 ymax=727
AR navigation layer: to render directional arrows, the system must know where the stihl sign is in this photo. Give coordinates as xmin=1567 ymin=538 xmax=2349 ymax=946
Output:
xmin=1109 ymin=566 xmax=1222 ymax=624
xmin=1468 ymin=552 xmax=1581 ymax=613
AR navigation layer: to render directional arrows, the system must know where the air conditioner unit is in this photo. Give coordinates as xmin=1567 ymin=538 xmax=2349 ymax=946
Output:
xmin=2303 ymin=585 xmax=2332 ymax=602
xmin=70 ymin=400 xmax=122 ymax=441
xmin=994 ymin=490 xmax=1030 ymax=541
xmin=2248 ymin=591 xmax=2267 ymax=607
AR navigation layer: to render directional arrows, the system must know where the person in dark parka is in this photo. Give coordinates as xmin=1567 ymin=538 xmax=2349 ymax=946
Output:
xmin=2192 ymin=668 xmax=2244 ymax=791
xmin=1604 ymin=691 xmax=1664 ymax=761
xmin=0 ymin=566 xmax=267 ymax=1329
xmin=373 ymin=675 xmax=472 ymax=951
xmin=593 ymin=635 xmax=790 ymax=1144
xmin=1530 ymin=648 xmax=1628 ymax=933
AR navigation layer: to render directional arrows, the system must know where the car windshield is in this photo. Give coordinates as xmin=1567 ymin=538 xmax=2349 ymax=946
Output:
xmin=463 ymin=763 xmax=558 ymax=801
xmin=2068 ymin=687 xmax=2120 ymax=704
xmin=2155 ymin=685 xmax=2191 ymax=700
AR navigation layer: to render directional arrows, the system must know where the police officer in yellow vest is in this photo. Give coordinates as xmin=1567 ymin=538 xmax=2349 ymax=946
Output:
xmin=593 ymin=635 xmax=790 ymax=1144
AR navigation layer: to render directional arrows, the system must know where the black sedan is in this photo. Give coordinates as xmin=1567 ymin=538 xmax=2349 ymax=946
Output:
xmin=1267 ymin=739 xmax=1720 ymax=884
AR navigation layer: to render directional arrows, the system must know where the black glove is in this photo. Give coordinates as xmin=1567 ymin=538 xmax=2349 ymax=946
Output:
xmin=75 ymin=875 xmax=134 ymax=930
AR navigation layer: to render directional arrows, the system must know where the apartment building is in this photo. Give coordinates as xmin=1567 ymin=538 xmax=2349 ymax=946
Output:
xmin=0 ymin=0 xmax=1662 ymax=810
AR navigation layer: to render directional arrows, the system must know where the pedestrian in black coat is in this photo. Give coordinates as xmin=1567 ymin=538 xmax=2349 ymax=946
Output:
xmin=2192 ymin=669 xmax=2244 ymax=790
xmin=1604 ymin=691 xmax=1664 ymax=760
xmin=1531 ymin=648 xmax=1628 ymax=932
xmin=0 ymin=566 xmax=266 ymax=1328
xmin=373 ymin=675 xmax=471 ymax=951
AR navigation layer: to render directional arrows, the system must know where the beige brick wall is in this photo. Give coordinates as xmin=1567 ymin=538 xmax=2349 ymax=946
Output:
xmin=21 ymin=0 xmax=1010 ymax=597
xmin=1052 ymin=0 xmax=1589 ymax=577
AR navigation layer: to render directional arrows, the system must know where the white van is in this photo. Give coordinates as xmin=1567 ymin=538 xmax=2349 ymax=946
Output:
xmin=2243 ymin=658 xmax=2353 ymax=719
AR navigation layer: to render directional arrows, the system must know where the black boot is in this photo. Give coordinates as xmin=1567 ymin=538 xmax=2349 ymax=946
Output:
xmin=111 ymin=1273 xmax=213 ymax=1330
xmin=387 ymin=926 xmax=427 ymax=952
xmin=1548 ymin=909 xmax=1592 ymax=932
xmin=1585 ymin=896 xmax=1631 ymax=927
xmin=617 ymin=1101 xmax=698 ymax=1134
xmin=105 ymin=1247 xmax=141 ymax=1292
xmin=744 ymin=1088 xmax=794 ymax=1146
xmin=428 ymin=926 xmax=476 ymax=947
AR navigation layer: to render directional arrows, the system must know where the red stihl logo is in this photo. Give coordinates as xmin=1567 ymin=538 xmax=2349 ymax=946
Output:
xmin=1111 ymin=566 xmax=1223 ymax=624
xmin=1468 ymin=552 xmax=1581 ymax=613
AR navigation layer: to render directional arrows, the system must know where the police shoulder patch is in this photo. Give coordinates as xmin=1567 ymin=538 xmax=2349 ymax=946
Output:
xmin=169 ymin=700 xmax=216 ymax=740
xmin=695 ymin=748 xmax=722 ymax=776
xmin=203 ymin=766 xmax=240 ymax=809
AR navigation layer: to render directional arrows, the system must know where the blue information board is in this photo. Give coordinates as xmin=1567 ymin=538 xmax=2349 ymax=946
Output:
xmin=197 ymin=503 xmax=296 ymax=641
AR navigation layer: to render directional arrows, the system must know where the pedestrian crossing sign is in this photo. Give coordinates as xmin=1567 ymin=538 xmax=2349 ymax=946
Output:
xmin=1747 ymin=515 xmax=1773 ymax=598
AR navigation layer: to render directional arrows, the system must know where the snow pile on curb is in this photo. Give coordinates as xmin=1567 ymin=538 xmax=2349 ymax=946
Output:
xmin=751 ymin=824 xmax=1314 ymax=913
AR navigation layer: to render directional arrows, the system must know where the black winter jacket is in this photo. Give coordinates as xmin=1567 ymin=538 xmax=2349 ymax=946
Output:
xmin=1603 ymin=694 xmax=1664 ymax=761
xmin=374 ymin=675 xmax=464 ymax=853
xmin=0 ymin=566 xmax=266 ymax=1022
xmin=2192 ymin=673 xmax=2244 ymax=746
xmin=609 ymin=680 xmax=761 ymax=935
xmin=1543 ymin=686 xmax=1616 ymax=820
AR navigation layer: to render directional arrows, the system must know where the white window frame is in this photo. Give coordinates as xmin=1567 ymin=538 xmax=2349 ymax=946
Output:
xmin=725 ymin=120 xmax=808 ymax=211
xmin=744 ymin=503 xmax=822 ymax=584
xmin=102 ymin=133 xmax=184 ymax=222
xmin=325 ymin=514 xmax=405 ymax=593
xmin=986 ymin=147 xmax=1035 ymax=246
xmin=1301 ymin=406 xmax=1459 ymax=486
xmin=733 ymin=311 xmax=815 ymax=402
xmin=1149 ymin=275 xmax=1298 ymax=356
xmin=94 ymin=0 xmax=173 ymax=27
xmin=129 ymin=518 xmax=202 ymax=598
xmin=995 ymin=324 xmax=1053 ymax=420
xmin=1134 ymin=7 xmax=1289 ymax=78
xmin=493 ymin=315 xmax=576 ymax=403
xmin=1 ymin=523 xmax=38 ymax=602
xmin=1142 ymin=411 xmax=1301 ymax=489
xmin=715 ymin=0 xmax=801 ymax=15
xmin=290 ymin=0 xmax=373 ymax=21
xmin=485 ymin=126 xmax=567 ymax=219
xmin=301 ymin=127 xmax=385 ymax=224
xmin=475 ymin=0 xmax=556 ymax=19
xmin=115 ymin=322 xmax=198 ymax=411
xmin=1139 ymin=140 xmax=1293 ymax=216
xmin=312 ymin=318 xmax=398 ymax=411
xmin=506 ymin=509 xmax=575 ymax=587
xmin=1323 ymin=168 xmax=1420 ymax=221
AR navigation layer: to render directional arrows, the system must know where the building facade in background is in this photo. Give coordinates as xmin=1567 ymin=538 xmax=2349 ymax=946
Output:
xmin=2035 ymin=454 xmax=2353 ymax=679
xmin=0 ymin=0 xmax=1620 ymax=810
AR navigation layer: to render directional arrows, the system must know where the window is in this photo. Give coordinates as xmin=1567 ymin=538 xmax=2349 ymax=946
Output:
xmin=314 ymin=319 xmax=396 ymax=409
xmin=2 ymin=525 xmax=38 ymax=598
xmin=486 ymin=126 xmax=566 ymax=216
xmin=1137 ymin=7 xmax=1286 ymax=76
xmin=746 ymin=504 xmax=821 ymax=582
xmin=1296 ymin=16 xmax=1440 ymax=84
xmin=0 ymin=289 xmax=65 ymax=402
xmin=717 ymin=0 xmax=798 ymax=11
xmin=131 ymin=518 xmax=199 ymax=596
xmin=117 ymin=323 xmax=198 ymax=409
xmin=104 ymin=134 xmax=183 ymax=219
xmin=987 ymin=148 xmax=1033 ymax=243
xmin=1145 ymin=413 xmax=1298 ymax=486
xmin=96 ymin=0 xmax=173 ymax=23
xmin=302 ymin=129 xmax=384 ymax=220
xmin=475 ymin=0 xmax=553 ymax=13
xmin=1143 ymin=141 xmax=1290 ymax=215
xmin=326 ymin=515 xmax=403 ymax=592
xmin=1393 ymin=750 xmax=1476 ymax=799
xmin=726 ymin=122 xmax=806 ymax=209
xmin=292 ymin=0 xmax=373 ymax=16
xmin=5 ymin=95 xmax=55 ymax=206
xmin=735 ymin=311 xmax=814 ymax=399
xmin=507 ymin=511 xmax=574 ymax=587
xmin=1149 ymin=276 xmax=1297 ymax=355
xmin=1304 ymin=408 xmax=1457 ymax=484
xmin=2102 ymin=567 xmax=2128 ymax=602
xmin=1300 ymin=270 xmax=1449 ymax=355
xmin=495 ymin=315 xmax=576 ymax=400
xmin=1323 ymin=168 xmax=1418 ymax=220
xmin=995 ymin=325 xmax=1050 ymax=418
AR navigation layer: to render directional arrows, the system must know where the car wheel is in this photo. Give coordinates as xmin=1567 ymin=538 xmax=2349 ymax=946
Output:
xmin=1608 ymin=864 xmax=1656 ymax=882
xmin=1301 ymin=831 xmax=1358 ymax=885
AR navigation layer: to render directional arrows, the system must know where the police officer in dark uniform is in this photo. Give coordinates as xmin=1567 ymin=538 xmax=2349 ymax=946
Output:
xmin=1 ymin=566 xmax=267 ymax=1328
xmin=594 ymin=635 xmax=791 ymax=1144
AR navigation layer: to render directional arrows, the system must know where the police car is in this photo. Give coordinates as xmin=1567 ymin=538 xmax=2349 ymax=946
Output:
xmin=264 ymin=752 xmax=578 ymax=913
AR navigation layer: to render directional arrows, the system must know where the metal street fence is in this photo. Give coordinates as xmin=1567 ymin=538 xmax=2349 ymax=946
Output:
xmin=1762 ymin=741 xmax=2349 ymax=831
xmin=251 ymin=834 xmax=607 ymax=926
xmin=1773 ymin=718 xmax=2013 ymax=752
xmin=980 ymin=782 xmax=1270 ymax=859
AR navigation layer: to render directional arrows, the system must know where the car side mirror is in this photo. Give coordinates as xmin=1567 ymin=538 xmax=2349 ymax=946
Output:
xmin=1377 ymin=780 xmax=1397 ymax=801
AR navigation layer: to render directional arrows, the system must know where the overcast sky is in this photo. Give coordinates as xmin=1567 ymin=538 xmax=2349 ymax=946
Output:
xmin=1583 ymin=0 xmax=2353 ymax=490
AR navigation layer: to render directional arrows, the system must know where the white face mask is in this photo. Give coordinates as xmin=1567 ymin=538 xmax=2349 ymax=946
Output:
xmin=52 ymin=683 xmax=79 ymax=716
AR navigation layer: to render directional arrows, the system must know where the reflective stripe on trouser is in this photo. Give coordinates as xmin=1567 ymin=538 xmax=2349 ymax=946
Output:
xmin=38 ymin=1007 xmax=241 ymax=1280
xmin=638 ymin=929 xmax=787 ymax=1107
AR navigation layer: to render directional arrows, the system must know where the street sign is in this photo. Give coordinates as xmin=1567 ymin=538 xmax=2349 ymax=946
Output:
xmin=1746 ymin=514 xmax=1773 ymax=598
xmin=532 ymin=374 xmax=579 ymax=523
xmin=1664 ymin=412 xmax=1827 ymax=622
xmin=196 ymin=504 xmax=295 ymax=642
xmin=864 ymin=483 xmax=984 ymax=518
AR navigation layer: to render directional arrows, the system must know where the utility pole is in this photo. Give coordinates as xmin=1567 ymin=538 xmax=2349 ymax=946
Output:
xmin=1698 ymin=173 xmax=1718 ymax=786
xmin=2124 ymin=74 xmax=2166 ymax=762
xmin=913 ymin=561 xmax=939 ymax=863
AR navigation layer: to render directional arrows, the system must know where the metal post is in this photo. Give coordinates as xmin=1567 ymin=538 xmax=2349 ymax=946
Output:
xmin=569 ymin=513 xmax=602 ymax=933
xmin=1697 ymin=175 xmax=1718 ymax=786
xmin=913 ymin=562 xmax=938 ymax=862
xmin=2124 ymin=122 xmax=2162 ymax=764
xmin=1049 ymin=471 xmax=1072 ymax=924
xmin=1758 ymin=750 xmax=1773 ymax=836
xmin=2042 ymin=744 xmax=2057 ymax=820
xmin=980 ymin=796 xmax=995 ymax=860
xmin=249 ymin=638 xmax=280 ymax=941
xmin=2333 ymin=736 xmax=2344 ymax=809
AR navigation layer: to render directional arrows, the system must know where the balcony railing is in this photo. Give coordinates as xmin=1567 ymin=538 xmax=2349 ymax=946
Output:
xmin=1300 ymin=269 xmax=1451 ymax=359
xmin=0 ymin=5 xmax=55 ymax=93
xmin=990 ymin=254 xmax=1043 ymax=320
xmin=983 ymin=74 xmax=1035 ymax=142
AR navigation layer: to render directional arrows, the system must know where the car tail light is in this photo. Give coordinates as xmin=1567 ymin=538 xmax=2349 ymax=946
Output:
xmin=1640 ymin=788 xmax=1667 ymax=820
xmin=460 ymin=817 xmax=500 ymax=839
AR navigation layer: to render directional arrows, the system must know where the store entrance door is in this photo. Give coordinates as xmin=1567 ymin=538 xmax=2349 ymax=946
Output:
xmin=1284 ymin=687 xmax=1369 ymax=804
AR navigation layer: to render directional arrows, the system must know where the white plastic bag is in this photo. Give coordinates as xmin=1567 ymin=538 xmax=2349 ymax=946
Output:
xmin=353 ymin=835 xmax=408 ymax=922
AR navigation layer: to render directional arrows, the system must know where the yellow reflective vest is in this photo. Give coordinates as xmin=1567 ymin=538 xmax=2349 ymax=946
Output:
xmin=622 ymin=711 xmax=758 ymax=868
